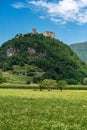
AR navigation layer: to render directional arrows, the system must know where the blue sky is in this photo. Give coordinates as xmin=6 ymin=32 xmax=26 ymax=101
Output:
xmin=1 ymin=0 xmax=87 ymax=45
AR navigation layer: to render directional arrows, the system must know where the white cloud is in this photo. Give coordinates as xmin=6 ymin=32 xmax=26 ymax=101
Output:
xmin=11 ymin=2 xmax=28 ymax=9
xmin=50 ymin=17 xmax=67 ymax=24
xmin=40 ymin=16 xmax=45 ymax=19
xmin=12 ymin=0 xmax=87 ymax=24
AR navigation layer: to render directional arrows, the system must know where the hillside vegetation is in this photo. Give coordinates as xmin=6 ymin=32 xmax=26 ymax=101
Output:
xmin=70 ymin=42 xmax=87 ymax=62
xmin=0 ymin=33 xmax=87 ymax=84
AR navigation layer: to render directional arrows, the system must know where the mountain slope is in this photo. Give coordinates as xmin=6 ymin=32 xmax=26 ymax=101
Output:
xmin=70 ymin=42 xmax=87 ymax=62
xmin=0 ymin=33 xmax=87 ymax=84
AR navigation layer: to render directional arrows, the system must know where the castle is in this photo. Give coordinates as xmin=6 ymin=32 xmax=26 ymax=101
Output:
xmin=15 ymin=29 xmax=55 ymax=39
xmin=32 ymin=29 xmax=55 ymax=38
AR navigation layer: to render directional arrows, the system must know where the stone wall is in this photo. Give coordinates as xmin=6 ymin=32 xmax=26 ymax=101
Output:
xmin=42 ymin=31 xmax=55 ymax=38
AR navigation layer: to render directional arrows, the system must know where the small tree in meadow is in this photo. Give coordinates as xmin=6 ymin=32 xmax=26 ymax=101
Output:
xmin=39 ymin=79 xmax=57 ymax=91
xmin=58 ymin=80 xmax=68 ymax=91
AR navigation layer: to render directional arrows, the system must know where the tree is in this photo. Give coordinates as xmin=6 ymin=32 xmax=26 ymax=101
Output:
xmin=39 ymin=79 xmax=57 ymax=91
xmin=58 ymin=80 xmax=68 ymax=91
xmin=0 ymin=71 xmax=6 ymax=83
xmin=83 ymin=78 xmax=87 ymax=85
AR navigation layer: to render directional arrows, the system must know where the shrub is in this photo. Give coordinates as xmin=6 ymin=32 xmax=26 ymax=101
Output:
xmin=27 ymin=72 xmax=36 ymax=76
xmin=39 ymin=79 xmax=58 ymax=91
xmin=33 ymin=76 xmax=43 ymax=83
xmin=0 ymin=71 xmax=6 ymax=83
xmin=26 ymin=80 xmax=31 ymax=84
xmin=66 ymin=79 xmax=78 ymax=84
xmin=58 ymin=80 xmax=68 ymax=91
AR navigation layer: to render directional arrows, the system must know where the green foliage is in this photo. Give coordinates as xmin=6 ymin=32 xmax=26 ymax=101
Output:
xmin=66 ymin=85 xmax=87 ymax=90
xmin=58 ymin=80 xmax=68 ymax=91
xmin=0 ymin=71 xmax=6 ymax=83
xmin=0 ymin=72 xmax=3 ymax=83
xmin=0 ymin=33 xmax=87 ymax=84
xmin=33 ymin=76 xmax=43 ymax=83
xmin=1 ymin=71 xmax=87 ymax=90
xmin=2 ymin=71 xmax=31 ymax=84
xmin=66 ymin=78 xmax=80 ymax=85
xmin=39 ymin=79 xmax=58 ymax=90
xmin=12 ymin=65 xmax=41 ymax=76
xmin=83 ymin=78 xmax=87 ymax=85
xmin=26 ymin=80 xmax=32 ymax=84
xmin=27 ymin=72 xmax=35 ymax=76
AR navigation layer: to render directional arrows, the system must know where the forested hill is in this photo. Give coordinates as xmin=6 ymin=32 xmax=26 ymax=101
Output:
xmin=70 ymin=42 xmax=87 ymax=62
xmin=0 ymin=33 xmax=87 ymax=84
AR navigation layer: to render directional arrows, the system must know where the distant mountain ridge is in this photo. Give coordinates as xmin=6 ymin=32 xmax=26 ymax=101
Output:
xmin=0 ymin=33 xmax=87 ymax=84
xmin=70 ymin=41 xmax=87 ymax=62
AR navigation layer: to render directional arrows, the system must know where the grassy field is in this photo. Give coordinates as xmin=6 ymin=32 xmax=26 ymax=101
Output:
xmin=3 ymin=72 xmax=30 ymax=84
xmin=0 ymin=89 xmax=87 ymax=130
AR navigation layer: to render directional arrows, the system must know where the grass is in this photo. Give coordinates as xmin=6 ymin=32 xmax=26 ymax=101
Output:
xmin=0 ymin=89 xmax=87 ymax=130
xmin=2 ymin=72 xmax=31 ymax=84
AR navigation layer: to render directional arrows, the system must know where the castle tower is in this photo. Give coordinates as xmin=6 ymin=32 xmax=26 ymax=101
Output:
xmin=32 ymin=28 xmax=36 ymax=34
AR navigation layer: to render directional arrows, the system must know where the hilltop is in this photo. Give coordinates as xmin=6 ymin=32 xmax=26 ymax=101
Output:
xmin=0 ymin=32 xmax=87 ymax=84
xmin=70 ymin=42 xmax=87 ymax=62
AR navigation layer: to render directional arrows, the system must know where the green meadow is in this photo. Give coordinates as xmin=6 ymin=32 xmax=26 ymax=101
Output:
xmin=0 ymin=89 xmax=87 ymax=130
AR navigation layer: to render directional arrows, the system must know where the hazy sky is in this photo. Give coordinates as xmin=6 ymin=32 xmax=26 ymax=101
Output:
xmin=1 ymin=0 xmax=87 ymax=45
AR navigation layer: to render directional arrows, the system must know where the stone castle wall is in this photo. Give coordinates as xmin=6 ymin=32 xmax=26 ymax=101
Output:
xmin=32 ymin=29 xmax=55 ymax=38
xmin=42 ymin=31 xmax=55 ymax=38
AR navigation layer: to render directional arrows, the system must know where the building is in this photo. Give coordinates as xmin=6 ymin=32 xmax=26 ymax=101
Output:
xmin=15 ymin=33 xmax=24 ymax=38
xmin=32 ymin=29 xmax=37 ymax=34
xmin=42 ymin=31 xmax=55 ymax=38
